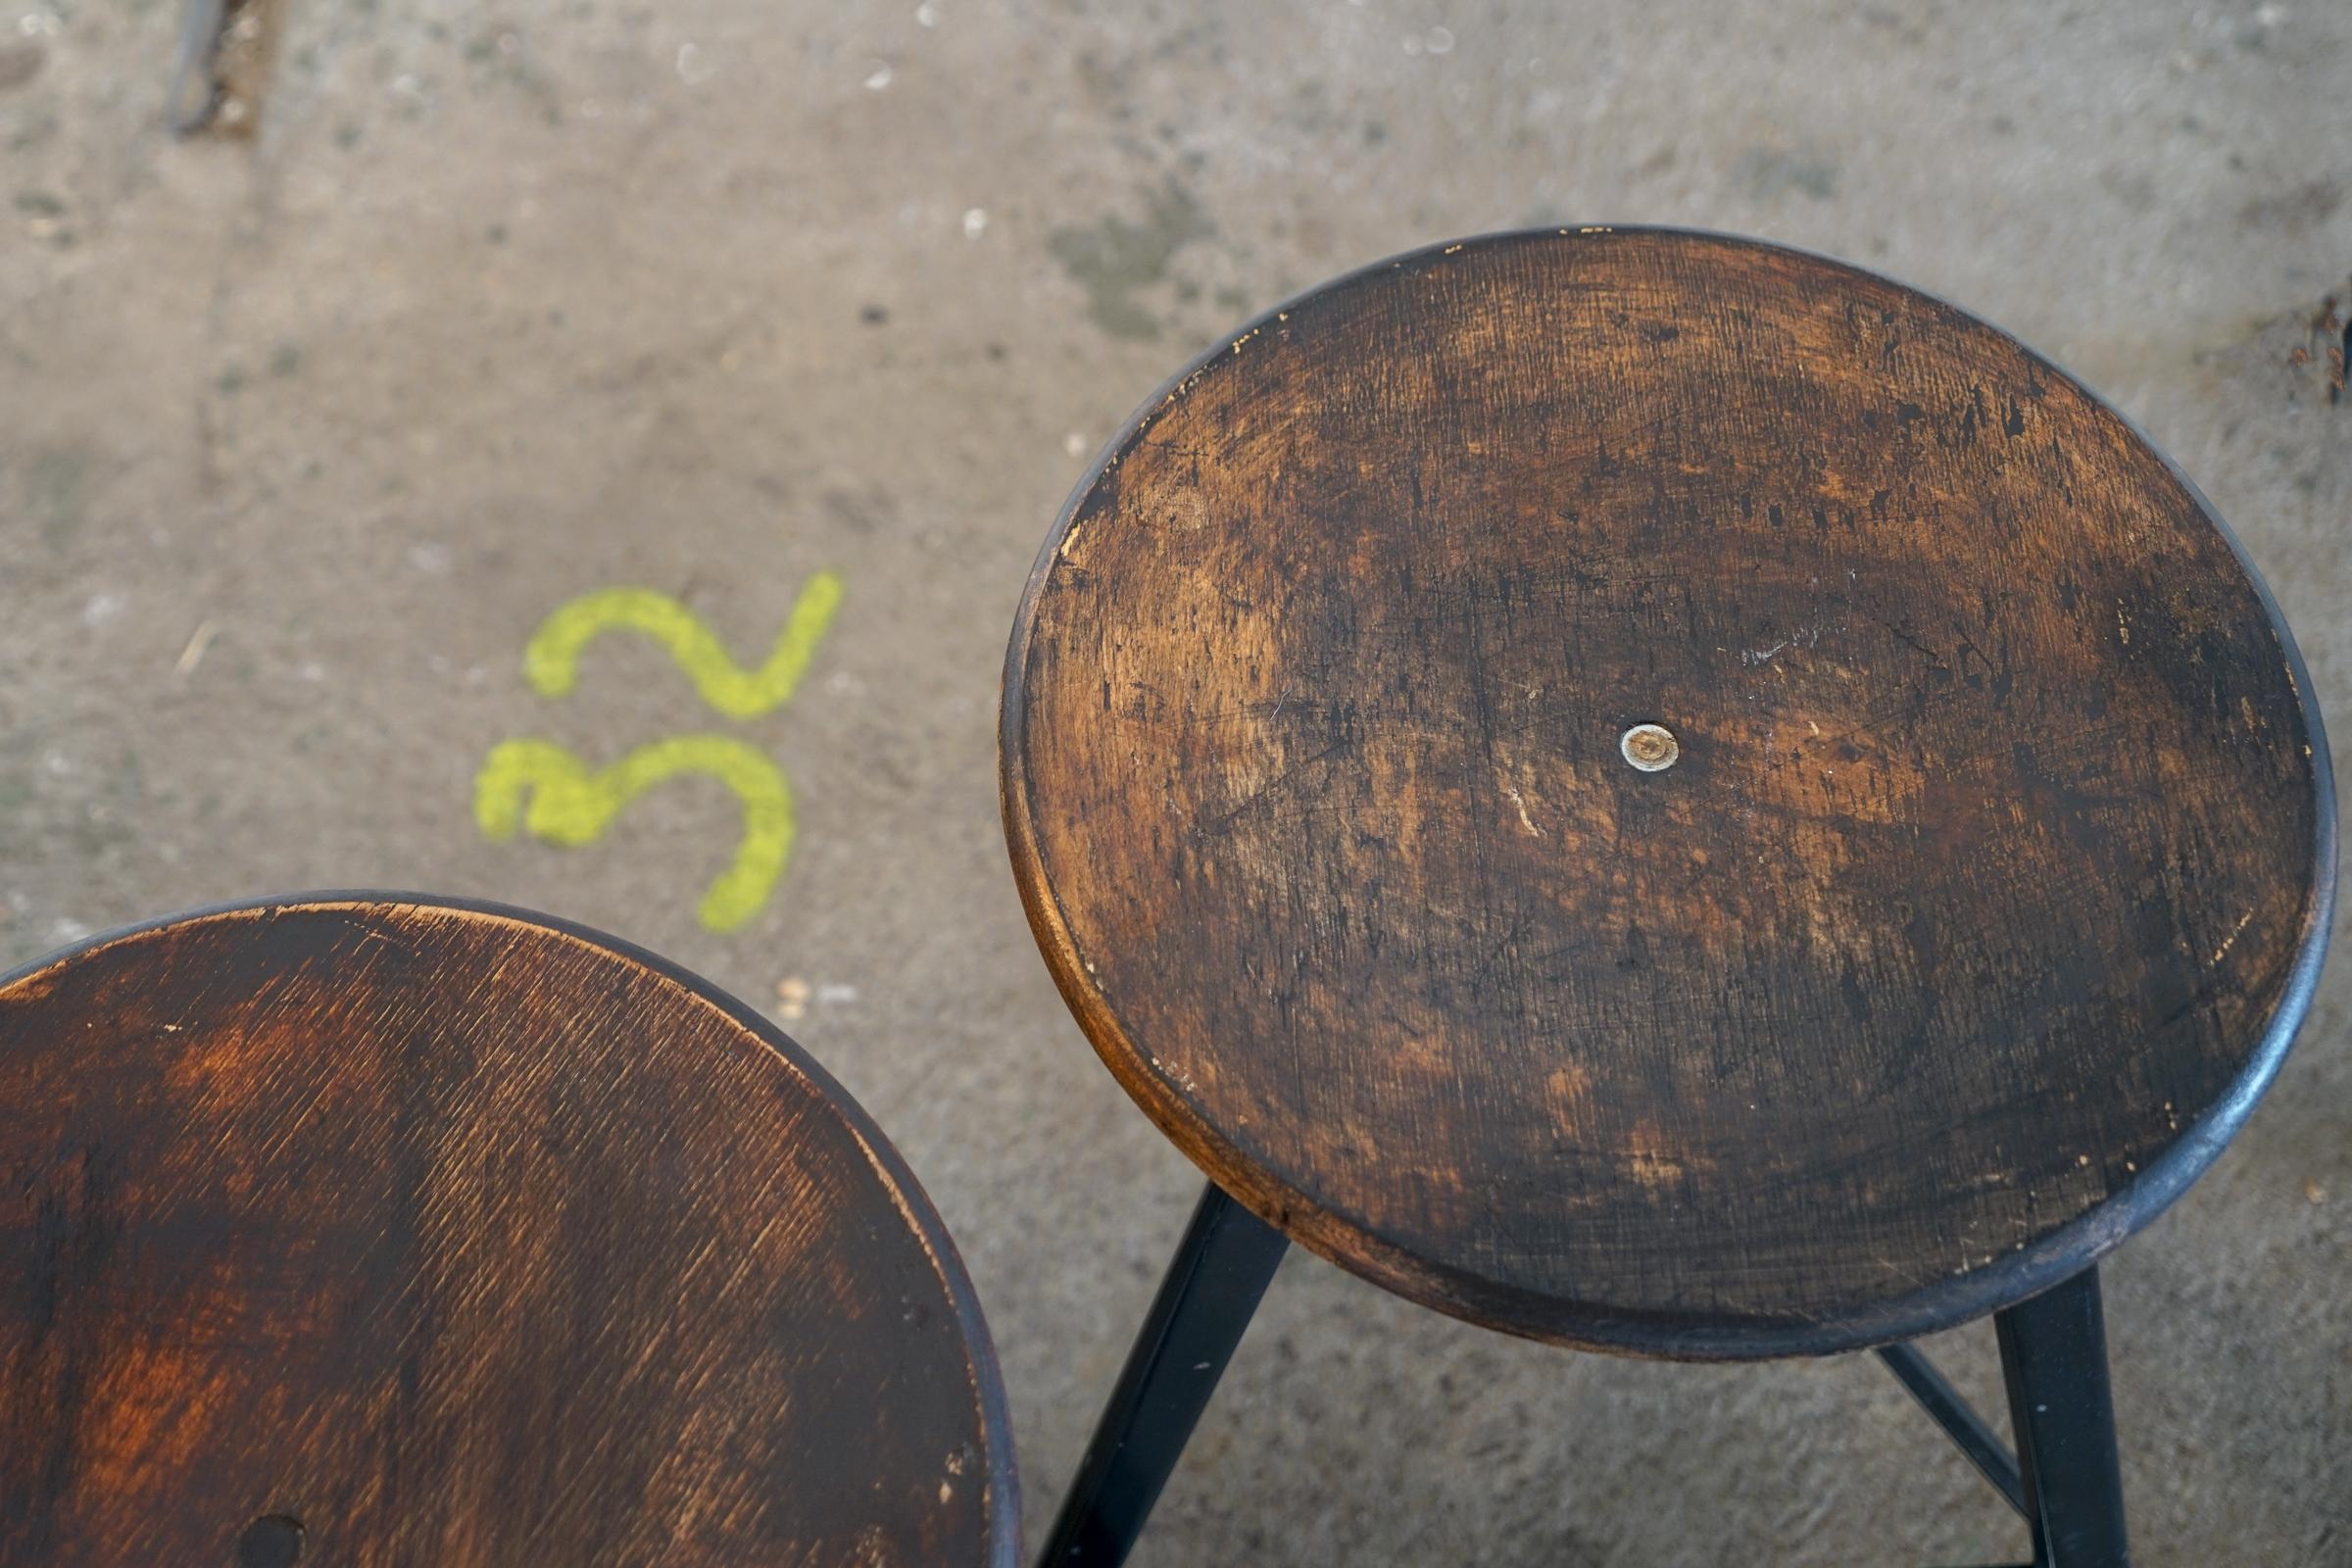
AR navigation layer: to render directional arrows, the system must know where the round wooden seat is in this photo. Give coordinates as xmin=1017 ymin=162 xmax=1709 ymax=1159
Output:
xmin=0 ymin=898 xmax=1017 ymax=1564
xmin=1001 ymin=227 xmax=2333 ymax=1358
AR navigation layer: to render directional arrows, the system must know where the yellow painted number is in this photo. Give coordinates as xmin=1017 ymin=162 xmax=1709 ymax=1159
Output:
xmin=475 ymin=571 xmax=842 ymax=933
xmin=522 ymin=574 xmax=845 ymax=719
xmin=474 ymin=736 xmax=795 ymax=935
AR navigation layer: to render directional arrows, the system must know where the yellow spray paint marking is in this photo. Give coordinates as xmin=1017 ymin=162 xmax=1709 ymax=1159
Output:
xmin=474 ymin=735 xmax=795 ymax=934
xmin=522 ymin=573 xmax=846 ymax=719
xmin=478 ymin=572 xmax=842 ymax=933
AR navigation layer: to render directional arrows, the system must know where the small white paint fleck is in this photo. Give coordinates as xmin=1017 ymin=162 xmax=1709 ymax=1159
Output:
xmin=864 ymin=61 xmax=894 ymax=90
xmin=816 ymin=983 xmax=859 ymax=1005
xmin=172 ymin=620 xmax=219 ymax=679
xmin=81 ymin=592 xmax=125 ymax=628
xmin=405 ymin=542 xmax=453 ymax=575
xmin=1501 ymin=782 xmax=1542 ymax=837
xmin=47 ymin=917 xmax=90 ymax=944
xmin=1062 ymin=431 xmax=1089 ymax=458
xmin=915 ymin=1 xmax=942 ymax=24
xmin=1426 ymin=24 xmax=1455 ymax=53
xmin=961 ymin=207 xmax=988 ymax=240
xmin=775 ymin=975 xmax=810 ymax=1021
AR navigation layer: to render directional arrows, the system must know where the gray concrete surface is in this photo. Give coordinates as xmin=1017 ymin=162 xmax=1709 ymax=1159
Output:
xmin=4 ymin=1 xmax=2348 ymax=1561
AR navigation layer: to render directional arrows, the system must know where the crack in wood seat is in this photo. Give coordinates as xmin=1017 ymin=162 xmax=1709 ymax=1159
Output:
xmin=0 ymin=897 xmax=1018 ymax=1565
xmin=1001 ymin=227 xmax=2334 ymax=1358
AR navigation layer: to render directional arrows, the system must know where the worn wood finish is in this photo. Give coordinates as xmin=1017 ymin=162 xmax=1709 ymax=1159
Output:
xmin=1003 ymin=227 xmax=2334 ymax=1358
xmin=0 ymin=897 xmax=1018 ymax=1565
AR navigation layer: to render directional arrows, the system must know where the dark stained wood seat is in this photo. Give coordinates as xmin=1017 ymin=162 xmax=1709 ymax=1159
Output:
xmin=0 ymin=898 xmax=1018 ymax=1566
xmin=1002 ymin=226 xmax=2334 ymax=1359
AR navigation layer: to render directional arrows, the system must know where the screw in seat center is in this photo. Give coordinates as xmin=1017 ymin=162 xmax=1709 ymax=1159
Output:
xmin=1620 ymin=724 xmax=1679 ymax=772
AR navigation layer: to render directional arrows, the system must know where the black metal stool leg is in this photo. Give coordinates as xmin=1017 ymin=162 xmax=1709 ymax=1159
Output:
xmin=1995 ymin=1266 xmax=2131 ymax=1568
xmin=1036 ymin=1182 xmax=1289 ymax=1568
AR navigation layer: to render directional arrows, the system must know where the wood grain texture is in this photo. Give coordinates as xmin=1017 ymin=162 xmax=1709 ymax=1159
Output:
xmin=0 ymin=897 xmax=1018 ymax=1566
xmin=1002 ymin=227 xmax=2335 ymax=1358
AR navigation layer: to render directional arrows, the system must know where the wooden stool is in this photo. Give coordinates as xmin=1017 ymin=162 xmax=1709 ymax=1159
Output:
xmin=1001 ymin=228 xmax=2333 ymax=1566
xmin=0 ymin=897 xmax=1019 ymax=1566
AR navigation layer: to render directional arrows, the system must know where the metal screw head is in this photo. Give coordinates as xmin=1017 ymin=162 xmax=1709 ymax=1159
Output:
xmin=238 ymin=1516 xmax=306 ymax=1568
xmin=1620 ymin=723 xmax=1679 ymax=772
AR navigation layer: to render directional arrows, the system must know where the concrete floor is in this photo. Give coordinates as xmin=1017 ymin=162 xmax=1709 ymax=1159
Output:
xmin=4 ymin=1 xmax=2349 ymax=1561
